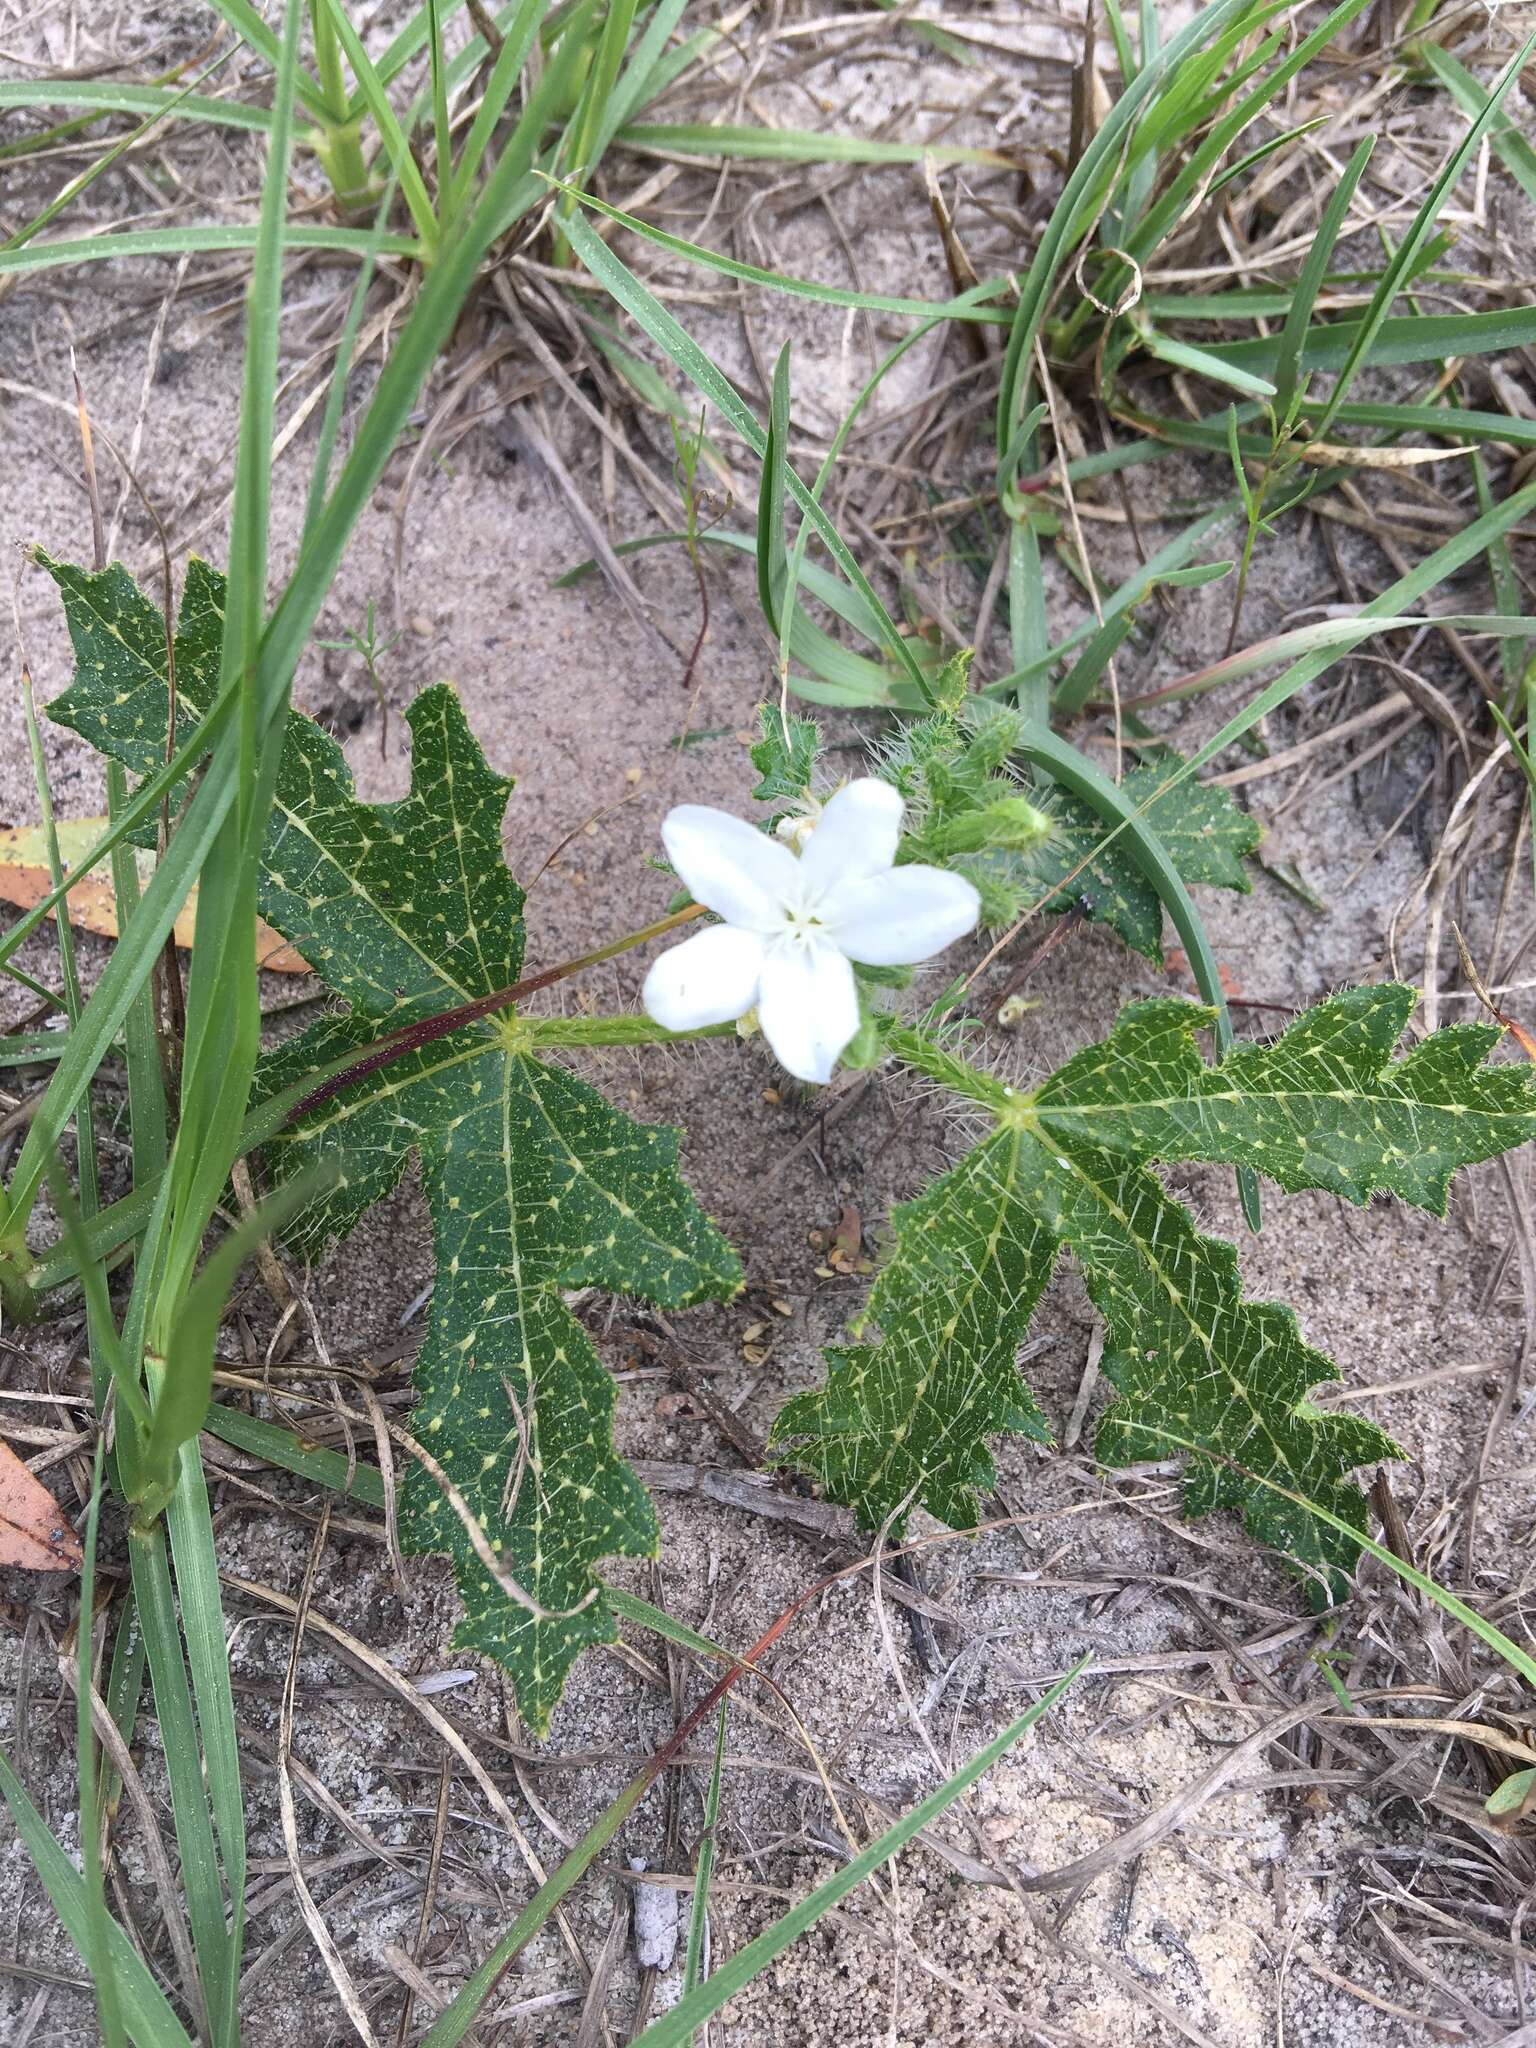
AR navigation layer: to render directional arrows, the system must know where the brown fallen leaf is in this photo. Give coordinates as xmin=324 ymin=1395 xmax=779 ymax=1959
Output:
xmin=0 ymin=1437 xmax=82 ymax=1572
xmin=0 ymin=820 xmax=309 ymax=974
xmin=1453 ymin=922 xmax=1536 ymax=1063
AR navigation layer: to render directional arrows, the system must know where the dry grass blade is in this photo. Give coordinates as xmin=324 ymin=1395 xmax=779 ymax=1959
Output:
xmin=391 ymin=1756 xmax=454 ymax=2048
xmin=61 ymin=1658 xmax=210 ymax=2044
xmin=1013 ymin=1698 xmax=1326 ymax=1893
xmin=219 ymin=1572 xmax=599 ymax=1997
xmin=572 ymin=1882 xmax=628 ymax=2048
xmin=277 ymin=1504 xmax=383 ymax=2048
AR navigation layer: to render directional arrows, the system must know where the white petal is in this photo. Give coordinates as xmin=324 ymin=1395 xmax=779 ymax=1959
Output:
xmin=643 ymin=925 xmax=765 ymax=1032
xmin=797 ymin=778 xmax=904 ymax=890
xmin=756 ymin=940 xmax=860 ymax=1084
xmin=826 ymin=865 xmax=980 ymax=966
xmin=662 ymin=805 xmax=799 ymax=930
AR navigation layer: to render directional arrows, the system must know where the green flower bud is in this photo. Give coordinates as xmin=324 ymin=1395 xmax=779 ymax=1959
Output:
xmin=923 ymin=797 xmax=1052 ymax=857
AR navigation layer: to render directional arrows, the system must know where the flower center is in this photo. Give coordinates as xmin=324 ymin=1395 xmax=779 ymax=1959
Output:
xmin=777 ymin=881 xmax=833 ymax=946
xmin=781 ymin=904 xmax=826 ymax=944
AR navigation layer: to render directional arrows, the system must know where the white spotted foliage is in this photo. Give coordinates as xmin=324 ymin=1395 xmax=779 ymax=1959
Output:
xmin=773 ymin=993 xmax=1536 ymax=1599
xmin=45 ymin=557 xmax=741 ymax=1730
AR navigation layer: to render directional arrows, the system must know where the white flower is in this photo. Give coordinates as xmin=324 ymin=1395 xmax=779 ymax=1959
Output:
xmin=642 ymin=778 xmax=981 ymax=1084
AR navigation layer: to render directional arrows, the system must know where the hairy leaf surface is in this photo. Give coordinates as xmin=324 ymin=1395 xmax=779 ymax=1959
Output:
xmin=774 ymin=1132 xmax=1052 ymax=1527
xmin=773 ymin=993 xmax=1536 ymax=1595
xmin=44 ymin=558 xmax=741 ymax=1728
xmin=1029 ymin=746 xmax=1260 ymax=960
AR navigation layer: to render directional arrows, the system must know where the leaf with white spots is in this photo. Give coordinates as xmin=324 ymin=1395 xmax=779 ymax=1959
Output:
xmin=774 ymin=994 xmax=1536 ymax=1598
xmin=1032 ymin=984 xmax=1534 ymax=1212
xmin=1028 ymin=747 xmax=1260 ymax=961
xmin=44 ymin=555 xmax=513 ymax=1025
xmin=43 ymin=558 xmax=741 ymax=1731
xmin=772 ymin=1130 xmax=1053 ymax=1530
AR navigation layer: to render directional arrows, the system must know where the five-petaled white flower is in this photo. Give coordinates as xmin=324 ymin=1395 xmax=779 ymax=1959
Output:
xmin=643 ymin=779 xmax=980 ymax=1084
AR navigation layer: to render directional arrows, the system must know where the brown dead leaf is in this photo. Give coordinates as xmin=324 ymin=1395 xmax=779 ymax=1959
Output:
xmin=831 ymin=1204 xmax=863 ymax=1264
xmin=0 ymin=820 xmax=309 ymax=974
xmin=0 ymin=1437 xmax=82 ymax=1572
xmin=1453 ymin=923 xmax=1536 ymax=1063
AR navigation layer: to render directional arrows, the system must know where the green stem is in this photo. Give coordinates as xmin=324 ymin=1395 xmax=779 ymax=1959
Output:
xmin=308 ymin=0 xmax=373 ymax=209
xmin=1013 ymin=720 xmax=1262 ymax=1229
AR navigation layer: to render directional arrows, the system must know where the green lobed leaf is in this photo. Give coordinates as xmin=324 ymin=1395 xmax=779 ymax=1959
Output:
xmin=749 ymin=703 xmax=818 ymax=806
xmin=45 ymin=557 xmax=741 ymax=1730
xmin=1031 ymin=983 xmax=1534 ymax=1213
xmin=773 ymin=1131 xmax=1052 ymax=1529
xmin=773 ymin=991 xmax=1536 ymax=1597
xmin=1027 ymin=745 xmax=1261 ymax=960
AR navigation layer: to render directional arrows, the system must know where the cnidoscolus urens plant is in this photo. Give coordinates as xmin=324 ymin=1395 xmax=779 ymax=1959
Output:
xmin=14 ymin=553 xmax=1536 ymax=1732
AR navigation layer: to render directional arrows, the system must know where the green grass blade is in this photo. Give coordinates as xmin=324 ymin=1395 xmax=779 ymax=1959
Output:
xmin=1294 ymin=398 xmax=1536 ymax=449
xmin=562 ymin=210 xmax=930 ymax=699
xmin=0 ymin=223 xmax=420 ymax=276
xmin=127 ymin=1524 xmax=231 ymax=2037
xmin=1272 ymin=135 xmax=1372 ymax=423
xmin=758 ymin=343 xmax=794 ymax=683
xmin=1208 ymin=114 xmax=1328 ymax=196
xmin=162 ymin=1461 xmax=246 ymax=2037
xmin=448 ymin=0 xmax=549 ymax=209
xmin=682 ymin=1701 xmax=727 ymax=2041
xmin=97 ymin=1595 xmax=147 ymax=1838
xmin=202 ymin=1404 xmax=388 ymax=1504
xmin=427 ymin=0 xmax=452 ymax=223
xmin=590 ymin=0 xmax=691 ymax=151
xmin=0 ymin=1740 xmax=194 ymax=2048
xmin=1135 ymin=321 xmax=1277 ymax=398
xmin=302 ymin=176 xmax=405 ymax=539
xmin=604 ymin=1588 xmax=734 ymax=1664
xmin=1009 ymin=522 xmax=1048 ymax=707
xmin=619 ymin=123 xmax=1015 ymax=167
xmin=106 ymin=763 xmax=169 ymax=1186
xmin=1052 ymin=612 xmax=1141 ymax=718
xmin=0 ymin=79 xmax=271 ymax=129
xmin=317 ymin=0 xmax=440 ymax=246
xmin=1420 ymin=44 xmax=1536 ymax=206
xmin=1306 ymin=37 xmax=1534 ymax=444
xmin=554 ymin=185 xmax=1009 ymax=321
xmin=562 ymin=0 xmax=639 ymax=202
xmin=77 ymin=1430 xmax=128 ymax=2048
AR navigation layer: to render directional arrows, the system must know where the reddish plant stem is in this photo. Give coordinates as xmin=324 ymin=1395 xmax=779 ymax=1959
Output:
xmin=286 ymin=902 xmax=706 ymax=1124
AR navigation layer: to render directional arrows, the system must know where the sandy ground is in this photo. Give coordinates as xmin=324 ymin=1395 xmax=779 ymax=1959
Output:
xmin=2 ymin=6 xmax=1535 ymax=2044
